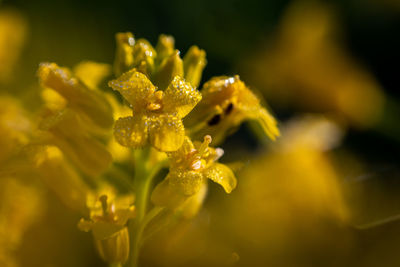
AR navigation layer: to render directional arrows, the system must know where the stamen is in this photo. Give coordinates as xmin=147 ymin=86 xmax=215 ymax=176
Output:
xmin=146 ymin=103 xmax=162 ymax=110
xmin=146 ymin=91 xmax=164 ymax=111
xmin=154 ymin=91 xmax=163 ymax=101
xmin=197 ymin=135 xmax=212 ymax=157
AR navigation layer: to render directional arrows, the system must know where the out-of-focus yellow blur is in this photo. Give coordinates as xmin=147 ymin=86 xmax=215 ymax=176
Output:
xmin=242 ymin=1 xmax=385 ymax=128
xmin=141 ymin=116 xmax=355 ymax=267
xmin=0 ymin=8 xmax=27 ymax=84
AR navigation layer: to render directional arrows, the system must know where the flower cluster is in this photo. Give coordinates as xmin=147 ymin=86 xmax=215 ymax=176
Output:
xmin=0 ymin=31 xmax=279 ymax=267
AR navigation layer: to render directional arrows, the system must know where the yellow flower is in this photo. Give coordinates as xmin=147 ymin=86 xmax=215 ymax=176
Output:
xmin=174 ymin=182 xmax=208 ymax=219
xmin=185 ymin=75 xmax=279 ymax=144
xmin=242 ymin=1 xmax=385 ymax=128
xmin=39 ymin=109 xmax=112 ymax=176
xmin=0 ymin=8 xmax=27 ymax=84
xmin=109 ymin=69 xmax=202 ymax=152
xmin=29 ymin=144 xmax=90 ymax=212
xmin=221 ymin=116 xmax=350 ymax=260
xmin=38 ymin=62 xmax=114 ymax=130
xmin=113 ymin=32 xmax=206 ymax=88
xmin=69 ymin=60 xmax=133 ymax=163
xmin=41 ymin=61 xmax=112 ymax=112
xmin=151 ymin=135 xmax=236 ymax=210
xmin=114 ymin=32 xmax=156 ymax=78
xmin=0 ymin=96 xmax=32 ymax=163
xmin=78 ymin=188 xmax=135 ymax=264
xmin=0 ymin=176 xmax=44 ymax=250
xmin=73 ymin=61 xmax=111 ymax=90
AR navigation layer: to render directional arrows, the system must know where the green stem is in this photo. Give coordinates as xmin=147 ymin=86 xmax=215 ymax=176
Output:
xmin=131 ymin=207 xmax=164 ymax=266
xmin=136 ymin=160 xmax=164 ymax=222
xmin=128 ymin=151 xmax=165 ymax=267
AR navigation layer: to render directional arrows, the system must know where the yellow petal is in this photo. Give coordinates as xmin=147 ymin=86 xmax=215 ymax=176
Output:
xmin=148 ymin=114 xmax=185 ymax=152
xmin=0 ymin=176 xmax=44 ymax=247
xmin=38 ymin=62 xmax=113 ymax=130
xmin=31 ymin=145 xmax=90 ymax=212
xmin=108 ymin=70 xmax=156 ymax=111
xmin=73 ymin=61 xmax=111 ymax=90
xmin=132 ymin=38 xmax=156 ymax=76
xmin=167 ymin=136 xmax=195 ymax=165
xmin=169 ymin=170 xmax=205 ymax=196
xmin=0 ymin=9 xmax=27 ymax=83
xmin=108 ymin=138 xmax=131 ymax=163
xmin=114 ymin=115 xmax=149 ymax=148
xmin=163 ymin=76 xmax=202 ymax=118
xmin=0 ymin=96 xmax=32 ymax=163
xmin=204 ymin=163 xmax=237 ymax=193
xmin=94 ymin=227 xmax=130 ymax=264
xmin=176 ymin=182 xmax=208 ymax=219
xmin=151 ymin=170 xmax=204 ymax=208
xmin=254 ymin=108 xmax=280 ymax=141
xmin=183 ymin=45 xmax=207 ymax=88
xmin=41 ymin=88 xmax=67 ymax=111
xmin=151 ymin=177 xmax=188 ymax=208
xmin=91 ymin=221 xmax=126 ymax=240
xmin=40 ymin=110 xmax=112 ymax=177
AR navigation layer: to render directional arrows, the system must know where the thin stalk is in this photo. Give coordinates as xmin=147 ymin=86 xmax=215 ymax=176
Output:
xmin=127 ymin=151 xmax=165 ymax=267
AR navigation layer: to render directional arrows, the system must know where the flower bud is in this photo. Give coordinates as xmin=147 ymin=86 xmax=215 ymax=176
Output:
xmin=39 ymin=109 xmax=112 ymax=176
xmin=114 ymin=32 xmax=135 ymax=77
xmin=94 ymin=227 xmax=130 ymax=265
xmin=183 ymin=46 xmax=207 ymax=88
xmin=153 ymin=50 xmax=183 ymax=89
xmin=38 ymin=62 xmax=114 ymax=130
xmin=155 ymin=34 xmax=175 ymax=63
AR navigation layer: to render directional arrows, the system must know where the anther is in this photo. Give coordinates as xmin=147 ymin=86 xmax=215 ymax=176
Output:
xmin=197 ymin=135 xmax=212 ymax=157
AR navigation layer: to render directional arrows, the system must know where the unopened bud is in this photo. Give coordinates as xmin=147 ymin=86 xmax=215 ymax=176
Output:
xmin=183 ymin=46 xmax=206 ymax=88
xmin=94 ymin=227 xmax=130 ymax=265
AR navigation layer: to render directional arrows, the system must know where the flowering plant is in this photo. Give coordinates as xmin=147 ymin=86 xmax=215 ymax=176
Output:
xmin=0 ymin=32 xmax=278 ymax=267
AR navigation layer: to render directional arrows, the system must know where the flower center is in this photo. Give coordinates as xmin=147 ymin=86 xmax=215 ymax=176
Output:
xmin=146 ymin=90 xmax=164 ymax=111
xmin=188 ymin=135 xmax=212 ymax=171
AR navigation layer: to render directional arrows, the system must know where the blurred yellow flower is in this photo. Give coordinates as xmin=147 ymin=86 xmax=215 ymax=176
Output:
xmin=29 ymin=144 xmax=89 ymax=212
xmin=0 ymin=8 xmax=27 ymax=84
xmin=78 ymin=187 xmax=135 ymax=264
xmin=186 ymin=75 xmax=279 ymax=144
xmin=109 ymin=70 xmax=202 ymax=151
xmin=73 ymin=60 xmax=132 ymax=163
xmin=242 ymin=1 xmax=385 ymax=128
xmin=0 ymin=96 xmax=32 ymax=163
xmin=38 ymin=62 xmax=114 ymax=130
xmin=151 ymin=135 xmax=236 ymax=212
xmin=0 ymin=177 xmax=44 ymax=250
xmin=39 ymin=109 xmax=112 ymax=176
xmin=229 ymin=116 xmax=350 ymax=251
xmin=73 ymin=61 xmax=111 ymax=90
